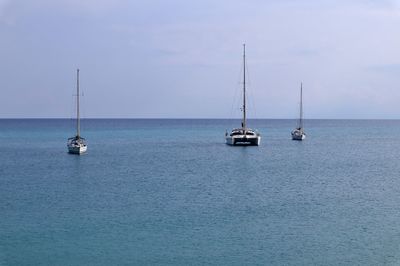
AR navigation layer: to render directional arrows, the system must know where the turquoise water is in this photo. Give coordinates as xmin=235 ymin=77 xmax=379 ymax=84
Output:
xmin=1 ymin=119 xmax=400 ymax=265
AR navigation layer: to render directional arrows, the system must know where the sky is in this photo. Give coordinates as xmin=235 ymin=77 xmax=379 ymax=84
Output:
xmin=0 ymin=0 xmax=399 ymax=118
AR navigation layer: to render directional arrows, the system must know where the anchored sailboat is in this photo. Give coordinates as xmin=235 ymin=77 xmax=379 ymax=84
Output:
xmin=291 ymin=83 xmax=306 ymax=141
xmin=225 ymin=44 xmax=261 ymax=146
xmin=67 ymin=69 xmax=87 ymax=154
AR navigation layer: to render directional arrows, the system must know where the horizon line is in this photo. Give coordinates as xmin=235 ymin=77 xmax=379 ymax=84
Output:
xmin=1 ymin=117 xmax=400 ymax=120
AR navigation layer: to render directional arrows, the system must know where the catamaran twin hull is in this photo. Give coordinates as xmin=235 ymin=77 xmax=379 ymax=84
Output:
xmin=226 ymin=135 xmax=261 ymax=146
xmin=225 ymin=45 xmax=262 ymax=146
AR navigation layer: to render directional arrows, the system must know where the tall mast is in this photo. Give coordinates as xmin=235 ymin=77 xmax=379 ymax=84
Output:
xmin=299 ymin=82 xmax=303 ymax=129
xmin=76 ymin=69 xmax=80 ymax=138
xmin=242 ymin=44 xmax=246 ymax=130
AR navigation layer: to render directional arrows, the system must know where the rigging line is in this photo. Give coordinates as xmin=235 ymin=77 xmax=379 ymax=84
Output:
xmin=79 ymin=73 xmax=84 ymax=121
xmin=243 ymin=51 xmax=258 ymax=121
xmin=300 ymin=82 xmax=304 ymax=128
xmin=80 ymin=90 xmax=85 ymax=131
xmin=244 ymin=54 xmax=252 ymax=87
xmin=70 ymin=73 xmax=77 ymax=130
xmin=79 ymin=72 xmax=87 ymax=132
xmin=229 ymin=57 xmax=244 ymax=125
xmin=70 ymin=94 xmax=75 ymax=131
xmin=297 ymin=90 xmax=300 ymax=127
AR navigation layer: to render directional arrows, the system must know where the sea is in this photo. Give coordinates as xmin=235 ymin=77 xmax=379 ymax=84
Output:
xmin=1 ymin=119 xmax=400 ymax=265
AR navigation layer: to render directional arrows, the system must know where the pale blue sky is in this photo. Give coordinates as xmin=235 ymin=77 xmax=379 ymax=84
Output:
xmin=0 ymin=0 xmax=399 ymax=118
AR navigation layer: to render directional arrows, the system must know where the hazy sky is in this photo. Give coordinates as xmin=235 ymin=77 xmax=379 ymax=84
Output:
xmin=0 ymin=0 xmax=399 ymax=118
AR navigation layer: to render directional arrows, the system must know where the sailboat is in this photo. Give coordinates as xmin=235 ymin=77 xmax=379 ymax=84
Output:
xmin=225 ymin=44 xmax=261 ymax=146
xmin=291 ymin=83 xmax=306 ymax=141
xmin=67 ymin=69 xmax=87 ymax=154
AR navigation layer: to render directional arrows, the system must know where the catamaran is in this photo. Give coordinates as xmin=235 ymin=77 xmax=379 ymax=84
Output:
xmin=67 ymin=69 xmax=87 ymax=154
xmin=225 ymin=44 xmax=261 ymax=146
xmin=291 ymin=83 xmax=306 ymax=141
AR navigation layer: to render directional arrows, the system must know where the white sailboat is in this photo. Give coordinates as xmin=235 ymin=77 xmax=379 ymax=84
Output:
xmin=225 ymin=44 xmax=261 ymax=146
xmin=291 ymin=83 xmax=306 ymax=141
xmin=67 ymin=69 xmax=87 ymax=154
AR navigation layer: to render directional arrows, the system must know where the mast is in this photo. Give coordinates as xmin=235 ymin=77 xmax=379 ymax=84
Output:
xmin=299 ymin=82 xmax=303 ymax=129
xmin=76 ymin=69 xmax=80 ymax=138
xmin=242 ymin=44 xmax=246 ymax=130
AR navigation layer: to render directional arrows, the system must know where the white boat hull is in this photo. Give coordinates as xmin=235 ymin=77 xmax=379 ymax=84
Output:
xmin=68 ymin=144 xmax=87 ymax=154
xmin=68 ymin=135 xmax=87 ymax=154
xmin=226 ymin=135 xmax=261 ymax=146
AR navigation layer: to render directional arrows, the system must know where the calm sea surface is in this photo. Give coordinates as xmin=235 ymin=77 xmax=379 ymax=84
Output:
xmin=1 ymin=119 xmax=400 ymax=265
